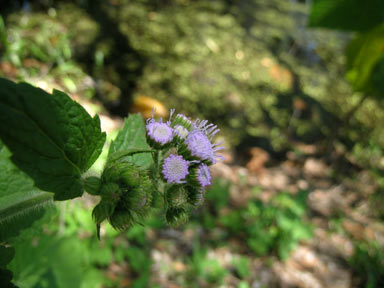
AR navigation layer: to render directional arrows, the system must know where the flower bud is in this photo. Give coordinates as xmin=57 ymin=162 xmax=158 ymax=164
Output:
xmin=83 ymin=176 xmax=101 ymax=195
xmin=92 ymin=201 xmax=115 ymax=224
xmin=92 ymin=162 xmax=153 ymax=231
xmin=166 ymin=206 xmax=188 ymax=226
xmin=165 ymin=185 xmax=188 ymax=207
xmin=171 ymin=113 xmax=193 ymax=131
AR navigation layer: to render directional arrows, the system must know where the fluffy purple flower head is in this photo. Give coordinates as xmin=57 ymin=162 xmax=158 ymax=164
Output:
xmin=193 ymin=119 xmax=220 ymax=140
xmin=197 ymin=164 xmax=211 ymax=187
xmin=162 ymin=154 xmax=190 ymax=184
xmin=146 ymin=121 xmax=173 ymax=145
xmin=185 ymin=130 xmax=223 ymax=164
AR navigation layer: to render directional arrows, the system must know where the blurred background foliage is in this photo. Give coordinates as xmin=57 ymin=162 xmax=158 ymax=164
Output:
xmin=1 ymin=0 xmax=384 ymax=287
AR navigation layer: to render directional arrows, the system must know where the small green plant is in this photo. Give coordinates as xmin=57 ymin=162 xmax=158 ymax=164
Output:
xmin=349 ymin=243 xmax=384 ymax=288
xmin=232 ymin=256 xmax=250 ymax=279
xmin=349 ymin=242 xmax=384 ymax=288
xmin=0 ymin=77 xmax=223 ymax=286
xmin=220 ymin=190 xmax=312 ymax=260
xmin=188 ymin=241 xmax=228 ymax=287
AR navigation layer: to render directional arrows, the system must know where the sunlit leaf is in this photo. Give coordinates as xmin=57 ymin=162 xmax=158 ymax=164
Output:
xmin=0 ymin=143 xmax=52 ymax=243
xmin=0 ymin=78 xmax=106 ymax=200
xmin=107 ymin=114 xmax=152 ymax=169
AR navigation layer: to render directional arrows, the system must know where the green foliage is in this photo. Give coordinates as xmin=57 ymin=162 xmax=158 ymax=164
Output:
xmin=349 ymin=242 xmax=384 ymax=288
xmin=205 ymin=179 xmax=231 ymax=212
xmin=0 ymin=142 xmax=52 ymax=243
xmin=0 ymin=78 xmax=106 ymax=201
xmin=308 ymin=0 xmax=384 ymax=32
xmin=107 ymin=114 xmax=153 ymax=169
xmin=0 ymin=16 xmax=7 ymax=55
xmin=9 ymin=233 xmax=101 ymax=288
xmin=232 ymin=256 xmax=250 ymax=279
xmin=218 ymin=188 xmax=312 ymax=260
xmin=0 ymin=245 xmax=17 ymax=288
xmin=371 ymin=55 xmax=384 ymax=95
xmin=188 ymin=242 xmax=228 ymax=286
xmin=0 ymin=246 xmax=15 ymax=267
xmin=345 ymin=25 xmax=384 ymax=94
xmin=3 ymin=12 xmax=72 ymax=67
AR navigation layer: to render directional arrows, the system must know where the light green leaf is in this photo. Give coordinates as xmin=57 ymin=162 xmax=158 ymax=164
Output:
xmin=346 ymin=25 xmax=384 ymax=92
xmin=10 ymin=235 xmax=89 ymax=288
xmin=0 ymin=143 xmax=52 ymax=243
xmin=0 ymin=78 xmax=106 ymax=200
xmin=107 ymin=114 xmax=152 ymax=169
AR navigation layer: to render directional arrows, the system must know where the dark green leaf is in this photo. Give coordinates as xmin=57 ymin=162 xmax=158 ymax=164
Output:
xmin=0 ymin=78 xmax=106 ymax=200
xmin=107 ymin=114 xmax=152 ymax=169
xmin=0 ymin=143 xmax=52 ymax=242
xmin=0 ymin=269 xmax=17 ymax=288
xmin=0 ymin=245 xmax=17 ymax=288
xmin=0 ymin=246 xmax=15 ymax=268
xmin=308 ymin=0 xmax=384 ymax=32
xmin=345 ymin=25 xmax=384 ymax=92
xmin=371 ymin=55 xmax=384 ymax=96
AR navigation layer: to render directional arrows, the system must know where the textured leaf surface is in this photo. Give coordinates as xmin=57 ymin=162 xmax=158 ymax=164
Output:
xmin=10 ymin=235 xmax=89 ymax=288
xmin=0 ymin=143 xmax=52 ymax=242
xmin=108 ymin=114 xmax=152 ymax=168
xmin=0 ymin=78 xmax=106 ymax=200
xmin=308 ymin=0 xmax=384 ymax=32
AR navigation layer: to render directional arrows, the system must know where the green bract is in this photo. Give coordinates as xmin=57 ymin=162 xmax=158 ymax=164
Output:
xmin=92 ymin=162 xmax=153 ymax=231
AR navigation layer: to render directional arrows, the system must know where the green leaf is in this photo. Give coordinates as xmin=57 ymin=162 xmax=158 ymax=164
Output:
xmin=0 ymin=246 xmax=15 ymax=268
xmin=308 ymin=0 xmax=384 ymax=32
xmin=107 ymin=148 xmax=155 ymax=164
xmin=107 ymin=114 xmax=152 ymax=169
xmin=0 ymin=78 xmax=106 ymax=200
xmin=0 ymin=246 xmax=17 ymax=288
xmin=0 ymin=143 xmax=52 ymax=242
xmin=371 ymin=55 xmax=384 ymax=96
xmin=10 ymin=235 xmax=89 ymax=288
xmin=0 ymin=269 xmax=17 ymax=288
xmin=345 ymin=25 xmax=384 ymax=92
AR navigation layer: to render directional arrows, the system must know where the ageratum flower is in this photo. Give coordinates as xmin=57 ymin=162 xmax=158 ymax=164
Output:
xmin=184 ymin=130 xmax=223 ymax=164
xmin=162 ymin=154 xmax=190 ymax=184
xmin=146 ymin=119 xmax=174 ymax=147
xmin=194 ymin=119 xmax=220 ymax=140
xmin=197 ymin=163 xmax=211 ymax=187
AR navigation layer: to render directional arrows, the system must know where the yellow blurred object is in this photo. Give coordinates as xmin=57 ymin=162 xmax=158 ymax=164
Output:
xmin=268 ymin=64 xmax=293 ymax=89
xmin=130 ymin=96 xmax=168 ymax=119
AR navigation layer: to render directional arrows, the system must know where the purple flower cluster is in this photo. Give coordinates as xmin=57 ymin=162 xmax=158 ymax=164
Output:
xmin=146 ymin=109 xmax=223 ymax=204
